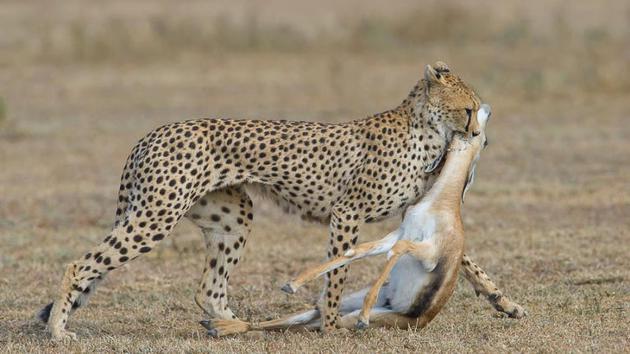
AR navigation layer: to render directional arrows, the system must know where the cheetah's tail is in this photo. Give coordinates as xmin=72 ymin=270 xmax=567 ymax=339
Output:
xmin=37 ymin=302 xmax=54 ymax=323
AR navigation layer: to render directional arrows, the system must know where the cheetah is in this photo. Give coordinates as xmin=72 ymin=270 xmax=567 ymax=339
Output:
xmin=38 ymin=62 xmax=525 ymax=340
xmin=203 ymin=104 xmax=503 ymax=335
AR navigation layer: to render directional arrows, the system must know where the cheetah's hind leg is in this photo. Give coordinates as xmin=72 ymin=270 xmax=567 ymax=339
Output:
xmin=40 ymin=187 xmax=204 ymax=340
xmin=187 ymin=186 xmax=253 ymax=321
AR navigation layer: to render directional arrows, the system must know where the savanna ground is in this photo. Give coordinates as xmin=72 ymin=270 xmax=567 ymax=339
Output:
xmin=0 ymin=0 xmax=629 ymax=352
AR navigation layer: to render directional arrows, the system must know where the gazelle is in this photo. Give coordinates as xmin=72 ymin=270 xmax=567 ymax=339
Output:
xmin=203 ymin=104 xmax=498 ymax=336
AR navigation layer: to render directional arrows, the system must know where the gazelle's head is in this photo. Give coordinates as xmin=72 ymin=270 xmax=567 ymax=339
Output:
xmin=459 ymin=103 xmax=491 ymax=202
xmin=475 ymin=103 xmax=491 ymax=149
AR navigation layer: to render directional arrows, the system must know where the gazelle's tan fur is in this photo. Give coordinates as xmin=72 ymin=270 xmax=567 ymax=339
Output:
xmin=205 ymin=104 xmax=518 ymax=336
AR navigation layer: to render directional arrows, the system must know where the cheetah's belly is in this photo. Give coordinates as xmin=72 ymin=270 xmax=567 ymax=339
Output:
xmin=244 ymin=183 xmax=337 ymax=222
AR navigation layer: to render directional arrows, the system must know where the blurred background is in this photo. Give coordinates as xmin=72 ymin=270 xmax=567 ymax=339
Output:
xmin=0 ymin=0 xmax=628 ymax=352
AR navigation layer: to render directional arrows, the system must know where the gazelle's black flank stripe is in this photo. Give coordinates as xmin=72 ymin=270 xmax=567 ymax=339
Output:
xmin=406 ymin=257 xmax=446 ymax=318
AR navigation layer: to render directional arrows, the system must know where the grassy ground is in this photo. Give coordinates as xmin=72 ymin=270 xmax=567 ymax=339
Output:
xmin=0 ymin=1 xmax=629 ymax=353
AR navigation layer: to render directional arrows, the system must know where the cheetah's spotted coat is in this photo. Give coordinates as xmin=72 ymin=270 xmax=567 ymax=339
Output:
xmin=39 ymin=62 xmax=525 ymax=340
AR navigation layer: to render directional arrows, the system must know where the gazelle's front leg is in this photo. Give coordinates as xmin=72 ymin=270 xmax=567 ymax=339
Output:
xmin=282 ymin=230 xmax=400 ymax=294
xmin=460 ymin=254 xmax=527 ymax=318
xmin=357 ymin=240 xmax=434 ymax=328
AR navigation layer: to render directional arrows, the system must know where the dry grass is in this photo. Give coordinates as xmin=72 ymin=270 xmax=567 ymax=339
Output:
xmin=0 ymin=1 xmax=629 ymax=352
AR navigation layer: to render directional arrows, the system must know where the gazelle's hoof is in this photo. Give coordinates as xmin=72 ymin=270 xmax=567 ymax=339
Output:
xmin=199 ymin=320 xmax=211 ymax=330
xmin=355 ymin=319 xmax=369 ymax=330
xmin=281 ymin=283 xmax=297 ymax=294
xmin=200 ymin=318 xmax=250 ymax=337
xmin=200 ymin=320 xmax=221 ymax=337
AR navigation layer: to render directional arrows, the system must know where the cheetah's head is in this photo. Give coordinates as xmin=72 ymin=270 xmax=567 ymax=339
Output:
xmin=421 ymin=61 xmax=482 ymax=137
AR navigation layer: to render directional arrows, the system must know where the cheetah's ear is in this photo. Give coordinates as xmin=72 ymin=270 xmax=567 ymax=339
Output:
xmin=424 ymin=64 xmax=447 ymax=90
xmin=433 ymin=61 xmax=450 ymax=73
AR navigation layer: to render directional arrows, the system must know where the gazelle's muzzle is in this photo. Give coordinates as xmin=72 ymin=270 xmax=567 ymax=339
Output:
xmin=477 ymin=104 xmax=491 ymax=128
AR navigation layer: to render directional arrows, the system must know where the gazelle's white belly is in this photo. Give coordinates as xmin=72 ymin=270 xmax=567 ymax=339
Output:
xmin=385 ymin=254 xmax=430 ymax=312
xmin=384 ymin=202 xmax=438 ymax=312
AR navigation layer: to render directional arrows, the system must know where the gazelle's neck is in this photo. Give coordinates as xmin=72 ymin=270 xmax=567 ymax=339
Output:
xmin=422 ymin=138 xmax=479 ymax=210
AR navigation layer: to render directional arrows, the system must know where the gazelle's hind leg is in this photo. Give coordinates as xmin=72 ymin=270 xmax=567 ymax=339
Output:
xmin=206 ymin=305 xmax=413 ymax=336
xmin=202 ymin=308 xmax=321 ymax=337
xmin=460 ymin=254 xmax=527 ymax=318
xmin=187 ymin=186 xmax=253 ymax=320
xmin=205 ymin=285 xmax=390 ymax=337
